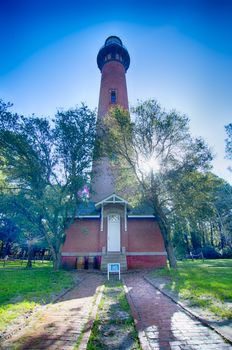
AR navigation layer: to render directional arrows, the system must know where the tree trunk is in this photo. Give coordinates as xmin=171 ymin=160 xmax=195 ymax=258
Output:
xmin=165 ymin=242 xmax=177 ymax=268
xmin=218 ymin=221 xmax=225 ymax=250
xmin=200 ymin=222 xmax=206 ymax=247
xmin=202 ymin=230 xmax=205 ymax=247
xmin=26 ymin=242 xmax=33 ymax=268
xmin=50 ymin=243 xmax=63 ymax=271
xmin=0 ymin=241 xmax=3 ymax=258
xmin=53 ymin=251 xmax=62 ymax=271
xmin=157 ymin=214 xmax=177 ymax=268
xmin=41 ymin=224 xmax=63 ymax=271
xmin=210 ymin=221 xmax=214 ymax=247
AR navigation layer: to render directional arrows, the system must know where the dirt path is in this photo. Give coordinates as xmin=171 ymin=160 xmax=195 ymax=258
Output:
xmin=1 ymin=273 xmax=104 ymax=350
xmin=124 ymin=273 xmax=232 ymax=350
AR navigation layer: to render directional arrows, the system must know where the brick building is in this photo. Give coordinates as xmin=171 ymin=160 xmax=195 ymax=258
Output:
xmin=62 ymin=36 xmax=167 ymax=270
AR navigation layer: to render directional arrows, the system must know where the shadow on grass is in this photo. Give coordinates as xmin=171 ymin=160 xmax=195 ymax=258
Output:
xmin=0 ymin=271 xmax=104 ymax=349
xmin=151 ymin=260 xmax=232 ymax=317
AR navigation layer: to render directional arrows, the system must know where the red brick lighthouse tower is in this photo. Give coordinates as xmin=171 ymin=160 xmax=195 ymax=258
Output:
xmin=91 ymin=36 xmax=130 ymax=202
xmin=62 ymin=36 xmax=167 ymax=271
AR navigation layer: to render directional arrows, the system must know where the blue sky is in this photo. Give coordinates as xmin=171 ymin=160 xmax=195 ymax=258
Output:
xmin=1 ymin=0 xmax=232 ymax=183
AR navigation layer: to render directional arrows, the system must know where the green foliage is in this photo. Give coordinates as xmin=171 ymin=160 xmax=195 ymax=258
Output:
xmin=0 ymin=100 xmax=96 ymax=268
xmin=102 ymin=101 xmax=232 ymax=262
xmin=171 ymin=172 xmax=232 ymax=257
xmin=225 ymin=123 xmax=232 ymax=161
xmin=102 ymin=100 xmax=213 ymax=267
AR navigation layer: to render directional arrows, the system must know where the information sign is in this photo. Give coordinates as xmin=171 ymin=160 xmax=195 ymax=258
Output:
xmin=107 ymin=263 xmax=120 ymax=280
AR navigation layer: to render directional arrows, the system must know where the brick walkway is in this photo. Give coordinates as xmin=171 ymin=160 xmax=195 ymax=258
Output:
xmin=124 ymin=273 xmax=232 ymax=350
xmin=1 ymin=273 xmax=104 ymax=350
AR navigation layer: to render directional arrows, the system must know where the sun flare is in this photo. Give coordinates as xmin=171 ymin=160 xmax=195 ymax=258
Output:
xmin=138 ymin=155 xmax=160 ymax=175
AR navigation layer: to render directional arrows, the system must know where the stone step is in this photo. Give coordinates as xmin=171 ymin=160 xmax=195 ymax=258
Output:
xmin=102 ymin=256 xmax=126 ymax=261
xmin=101 ymin=262 xmax=127 ymax=266
xmin=101 ymin=262 xmax=127 ymax=267
xmin=101 ymin=253 xmax=127 ymax=271
xmin=101 ymin=258 xmax=126 ymax=262
xmin=101 ymin=263 xmax=127 ymax=268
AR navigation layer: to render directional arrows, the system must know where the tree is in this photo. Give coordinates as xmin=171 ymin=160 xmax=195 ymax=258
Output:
xmin=169 ymin=171 xmax=232 ymax=257
xmin=225 ymin=123 xmax=232 ymax=160
xmin=0 ymin=192 xmax=47 ymax=267
xmin=213 ymin=178 xmax=232 ymax=250
xmin=102 ymin=100 xmax=212 ymax=267
xmin=0 ymin=217 xmax=20 ymax=258
xmin=0 ymin=100 xmax=96 ymax=269
xmin=225 ymin=123 xmax=232 ymax=173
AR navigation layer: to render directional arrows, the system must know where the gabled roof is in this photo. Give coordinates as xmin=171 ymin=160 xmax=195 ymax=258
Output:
xmin=129 ymin=202 xmax=154 ymax=215
xmin=95 ymin=193 xmax=128 ymax=207
xmin=76 ymin=201 xmax=99 ymax=216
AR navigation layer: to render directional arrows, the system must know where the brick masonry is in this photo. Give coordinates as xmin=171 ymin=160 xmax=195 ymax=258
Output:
xmin=62 ymin=219 xmax=101 ymax=253
xmin=124 ymin=273 xmax=232 ymax=350
xmin=127 ymin=256 xmax=167 ymax=269
xmin=91 ymin=57 xmax=129 ymax=202
xmin=97 ymin=60 xmax=129 ymax=119
xmin=127 ymin=219 xmax=165 ymax=252
xmin=62 ymin=217 xmax=167 ymax=269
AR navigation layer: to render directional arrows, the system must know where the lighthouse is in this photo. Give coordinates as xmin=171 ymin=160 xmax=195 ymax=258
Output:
xmin=61 ymin=36 xmax=167 ymax=271
xmin=97 ymin=36 xmax=130 ymax=119
xmin=91 ymin=36 xmax=130 ymax=202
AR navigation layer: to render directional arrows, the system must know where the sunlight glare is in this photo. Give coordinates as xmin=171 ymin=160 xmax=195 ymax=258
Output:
xmin=138 ymin=155 xmax=160 ymax=175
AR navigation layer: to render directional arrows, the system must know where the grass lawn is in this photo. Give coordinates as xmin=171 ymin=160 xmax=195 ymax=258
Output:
xmin=151 ymin=259 xmax=232 ymax=319
xmin=0 ymin=259 xmax=53 ymax=269
xmin=0 ymin=264 xmax=75 ymax=333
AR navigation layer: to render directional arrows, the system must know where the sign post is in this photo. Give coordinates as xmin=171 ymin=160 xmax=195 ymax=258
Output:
xmin=107 ymin=263 xmax=120 ymax=280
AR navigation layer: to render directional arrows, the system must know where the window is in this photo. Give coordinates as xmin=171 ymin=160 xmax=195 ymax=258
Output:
xmin=109 ymin=214 xmax=120 ymax=223
xmin=110 ymin=90 xmax=117 ymax=104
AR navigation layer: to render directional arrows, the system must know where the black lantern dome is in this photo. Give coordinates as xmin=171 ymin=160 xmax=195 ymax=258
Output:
xmin=97 ymin=36 xmax=130 ymax=72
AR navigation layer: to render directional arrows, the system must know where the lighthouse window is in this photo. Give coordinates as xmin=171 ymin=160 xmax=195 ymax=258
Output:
xmin=110 ymin=90 xmax=117 ymax=104
xmin=116 ymin=53 xmax=119 ymax=60
xmin=107 ymin=54 xmax=111 ymax=60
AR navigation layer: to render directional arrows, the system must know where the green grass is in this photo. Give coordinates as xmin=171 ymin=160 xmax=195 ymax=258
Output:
xmin=151 ymin=259 xmax=232 ymax=319
xmin=0 ymin=265 xmax=75 ymax=332
xmin=87 ymin=280 xmax=141 ymax=350
xmin=104 ymin=280 xmax=130 ymax=312
xmin=86 ymin=318 xmax=101 ymax=350
xmin=0 ymin=259 xmax=53 ymax=269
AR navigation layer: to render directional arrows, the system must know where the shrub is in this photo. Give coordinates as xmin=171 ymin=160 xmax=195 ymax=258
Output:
xmin=221 ymin=246 xmax=232 ymax=259
xmin=202 ymin=245 xmax=221 ymax=259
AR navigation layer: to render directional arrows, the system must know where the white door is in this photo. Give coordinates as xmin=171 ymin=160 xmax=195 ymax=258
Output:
xmin=108 ymin=214 xmax=120 ymax=252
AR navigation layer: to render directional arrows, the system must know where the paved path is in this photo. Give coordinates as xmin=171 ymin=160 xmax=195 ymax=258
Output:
xmin=124 ymin=273 xmax=232 ymax=350
xmin=1 ymin=273 xmax=104 ymax=350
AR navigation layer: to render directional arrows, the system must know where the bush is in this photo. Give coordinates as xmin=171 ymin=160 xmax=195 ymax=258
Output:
xmin=202 ymin=245 xmax=221 ymax=259
xmin=221 ymin=246 xmax=232 ymax=259
xmin=174 ymin=245 xmax=188 ymax=259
